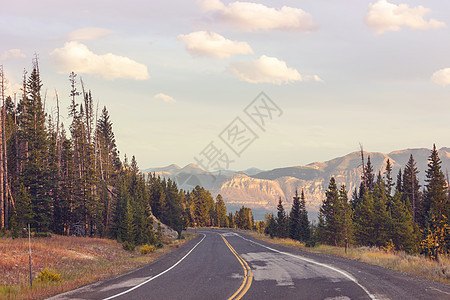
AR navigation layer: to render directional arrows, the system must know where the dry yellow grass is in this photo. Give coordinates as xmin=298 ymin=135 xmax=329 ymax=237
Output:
xmin=0 ymin=233 xmax=196 ymax=300
xmin=246 ymin=231 xmax=449 ymax=285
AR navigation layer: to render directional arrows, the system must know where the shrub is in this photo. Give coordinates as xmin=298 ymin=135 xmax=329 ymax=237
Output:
xmin=140 ymin=244 xmax=155 ymax=255
xmin=305 ymin=239 xmax=316 ymax=248
xmin=382 ymin=239 xmax=395 ymax=253
xmin=37 ymin=268 xmax=61 ymax=282
xmin=122 ymin=241 xmax=135 ymax=252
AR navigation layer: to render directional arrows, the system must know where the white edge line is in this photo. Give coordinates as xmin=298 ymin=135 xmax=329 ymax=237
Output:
xmin=103 ymin=233 xmax=206 ymax=300
xmin=235 ymin=233 xmax=377 ymax=300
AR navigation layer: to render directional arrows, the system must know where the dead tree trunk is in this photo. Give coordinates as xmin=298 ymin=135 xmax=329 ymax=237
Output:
xmin=0 ymin=66 xmax=5 ymax=229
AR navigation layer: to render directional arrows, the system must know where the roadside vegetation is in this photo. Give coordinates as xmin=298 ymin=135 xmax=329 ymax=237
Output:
xmin=0 ymin=232 xmax=196 ymax=300
xmin=244 ymin=146 xmax=449 ymax=285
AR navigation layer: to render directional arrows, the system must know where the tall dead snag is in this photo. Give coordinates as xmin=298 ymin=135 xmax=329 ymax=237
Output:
xmin=2 ymin=74 xmax=9 ymax=229
xmin=359 ymin=143 xmax=367 ymax=192
xmin=0 ymin=65 xmax=5 ymax=229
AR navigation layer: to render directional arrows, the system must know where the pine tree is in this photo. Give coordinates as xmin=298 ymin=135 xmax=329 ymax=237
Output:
xmin=389 ymin=189 xmax=417 ymax=252
xmin=11 ymin=183 xmax=34 ymax=236
xmin=339 ymin=185 xmax=353 ymax=247
xmin=235 ymin=206 xmax=253 ymax=230
xmin=264 ymin=213 xmax=276 ymax=238
xmin=298 ymin=189 xmax=311 ymax=242
xmin=18 ymin=64 xmax=53 ymax=232
xmin=215 ymin=194 xmax=228 ymax=227
xmin=396 ymin=169 xmax=403 ymax=193
xmin=228 ymin=212 xmax=235 ymax=228
xmin=365 ymin=156 xmax=375 ymax=192
xmin=276 ymin=197 xmax=287 ymax=238
xmin=423 ymin=145 xmax=447 ymax=226
xmin=124 ymin=199 xmax=135 ymax=244
xmin=353 ymin=192 xmax=375 ymax=246
xmin=423 ymin=145 xmax=448 ymax=255
xmin=403 ymin=154 xmax=421 ymax=226
xmin=384 ymin=158 xmax=394 ymax=197
xmin=318 ymin=177 xmax=345 ymax=246
xmin=288 ymin=189 xmax=301 ymax=240
xmin=372 ymin=176 xmax=390 ymax=247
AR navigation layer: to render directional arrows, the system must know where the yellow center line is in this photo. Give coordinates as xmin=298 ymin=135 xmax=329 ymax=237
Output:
xmin=220 ymin=234 xmax=253 ymax=300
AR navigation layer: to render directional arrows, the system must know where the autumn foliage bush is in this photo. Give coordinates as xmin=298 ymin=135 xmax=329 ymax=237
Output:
xmin=37 ymin=268 xmax=61 ymax=282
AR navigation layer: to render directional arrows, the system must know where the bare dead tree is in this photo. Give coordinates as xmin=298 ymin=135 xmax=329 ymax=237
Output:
xmin=2 ymin=73 xmax=9 ymax=229
xmin=0 ymin=65 xmax=5 ymax=229
xmin=359 ymin=143 xmax=366 ymax=192
xmin=411 ymin=161 xmax=416 ymax=225
xmin=55 ymin=90 xmax=61 ymax=173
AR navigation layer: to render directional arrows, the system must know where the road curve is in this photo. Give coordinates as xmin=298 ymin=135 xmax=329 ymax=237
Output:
xmin=49 ymin=229 xmax=450 ymax=300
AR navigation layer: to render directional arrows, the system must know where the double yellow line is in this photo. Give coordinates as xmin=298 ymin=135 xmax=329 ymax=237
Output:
xmin=220 ymin=234 xmax=253 ymax=300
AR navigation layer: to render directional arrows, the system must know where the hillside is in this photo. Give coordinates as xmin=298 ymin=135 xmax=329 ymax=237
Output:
xmin=145 ymin=147 xmax=450 ymax=219
xmin=0 ymin=233 xmax=194 ymax=299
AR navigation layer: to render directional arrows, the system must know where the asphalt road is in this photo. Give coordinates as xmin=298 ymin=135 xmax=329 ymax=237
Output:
xmin=49 ymin=229 xmax=450 ymax=300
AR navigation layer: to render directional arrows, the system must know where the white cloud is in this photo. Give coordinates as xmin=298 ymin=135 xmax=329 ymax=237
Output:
xmin=50 ymin=41 xmax=150 ymax=80
xmin=228 ymin=55 xmax=322 ymax=84
xmin=304 ymin=75 xmax=324 ymax=83
xmin=197 ymin=0 xmax=318 ymax=32
xmin=0 ymin=49 xmax=26 ymax=60
xmin=178 ymin=31 xmax=253 ymax=59
xmin=431 ymin=68 xmax=450 ymax=86
xmin=154 ymin=93 xmax=176 ymax=103
xmin=66 ymin=27 xmax=113 ymax=41
xmin=2 ymin=69 xmax=22 ymax=95
xmin=366 ymin=0 xmax=446 ymax=34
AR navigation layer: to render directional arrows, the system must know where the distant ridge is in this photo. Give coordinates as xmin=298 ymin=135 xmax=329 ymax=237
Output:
xmin=143 ymin=147 xmax=450 ymax=220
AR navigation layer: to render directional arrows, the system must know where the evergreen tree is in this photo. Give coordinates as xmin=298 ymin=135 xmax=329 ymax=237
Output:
xmin=276 ymin=197 xmax=287 ymax=238
xmin=298 ymin=189 xmax=311 ymax=242
xmin=264 ymin=213 xmax=276 ymax=238
xmin=365 ymin=156 xmax=375 ymax=192
xmin=423 ymin=145 xmax=447 ymax=228
xmin=384 ymin=158 xmax=394 ymax=197
xmin=353 ymin=192 xmax=375 ymax=246
xmin=11 ymin=183 xmax=34 ymax=236
xmin=228 ymin=212 xmax=235 ymax=228
xmin=422 ymin=145 xmax=448 ymax=255
xmin=18 ymin=65 xmax=53 ymax=232
xmin=288 ymin=189 xmax=301 ymax=240
xmin=318 ymin=177 xmax=345 ymax=246
xmin=124 ymin=199 xmax=135 ymax=244
xmin=389 ymin=189 xmax=417 ymax=252
xmin=339 ymin=185 xmax=353 ymax=246
xmin=403 ymin=154 xmax=421 ymax=226
xmin=215 ymin=194 xmax=228 ymax=227
xmin=396 ymin=169 xmax=403 ymax=193
xmin=372 ymin=176 xmax=390 ymax=247
xmin=235 ymin=206 xmax=253 ymax=230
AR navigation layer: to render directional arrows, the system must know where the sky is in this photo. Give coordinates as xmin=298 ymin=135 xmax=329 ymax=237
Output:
xmin=1 ymin=0 xmax=450 ymax=172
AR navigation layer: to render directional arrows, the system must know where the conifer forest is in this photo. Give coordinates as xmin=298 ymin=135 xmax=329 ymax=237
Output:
xmin=0 ymin=61 xmax=254 ymax=248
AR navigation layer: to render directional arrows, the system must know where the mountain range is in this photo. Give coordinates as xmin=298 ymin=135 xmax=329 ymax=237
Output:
xmin=143 ymin=147 xmax=450 ymax=220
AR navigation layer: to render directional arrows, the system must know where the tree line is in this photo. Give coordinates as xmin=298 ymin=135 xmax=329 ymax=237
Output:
xmin=0 ymin=60 xmax=261 ymax=247
xmin=264 ymin=147 xmax=449 ymax=258
xmin=0 ymin=60 xmax=175 ymax=249
xmin=181 ymin=184 xmax=263 ymax=232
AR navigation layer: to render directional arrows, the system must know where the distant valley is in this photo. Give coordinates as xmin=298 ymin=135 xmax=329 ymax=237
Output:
xmin=143 ymin=147 xmax=450 ymax=220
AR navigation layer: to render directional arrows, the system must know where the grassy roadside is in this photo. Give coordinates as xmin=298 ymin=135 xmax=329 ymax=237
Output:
xmin=0 ymin=233 xmax=197 ymax=300
xmin=244 ymin=231 xmax=449 ymax=285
